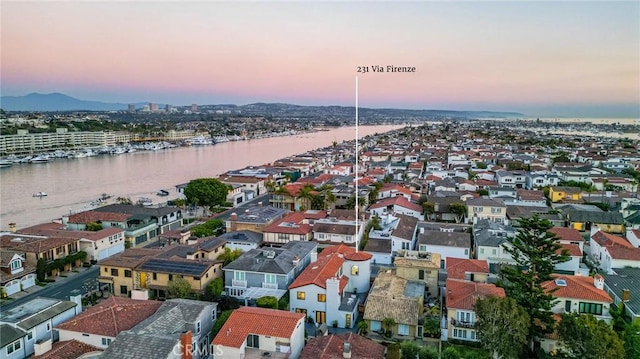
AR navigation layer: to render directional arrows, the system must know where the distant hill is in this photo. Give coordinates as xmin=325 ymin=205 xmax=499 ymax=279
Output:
xmin=0 ymin=92 xmax=526 ymax=118
xmin=0 ymin=93 xmax=129 ymax=111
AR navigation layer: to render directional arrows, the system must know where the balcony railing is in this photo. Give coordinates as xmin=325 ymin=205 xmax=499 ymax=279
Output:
xmin=451 ymin=319 xmax=476 ymax=329
xmin=262 ymin=282 xmax=278 ymax=290
xmin=232 ymin=279 xmax=247 ymax=288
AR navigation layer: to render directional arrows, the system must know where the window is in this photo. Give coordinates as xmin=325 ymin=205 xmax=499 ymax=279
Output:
xmin=102 ymin=338 xmax=112 ymax=346
xmin=152 ymin=272 xmax=157 ymax=280
xmin=295 ymin=308 xmax=307 ymax=314
xmin=168 ymin=274 xmax=173 ymax=281
xmin=491 ymin=207 xmax=502 ymax=214
xmin=196 ymin=321 xmax=201 ymax=334
xmin=398 ymin=324 xmax=409 ymax=336
xmin=418 ymin=269 xmax=425 ymax=280
xmin=345 ymin=314 xmax=351 ymax=327
xmin=104 ymin=267 xmax=108 ymax=273
xmin=46 ymin=323 xmax=51 ymax=331
xmin=265 ymin=273 xmax=277 ymax=284
xmin=247 ymin=334 xmax=259 ymax=348
xmin=492 ymin=249 xmax=497 ymax=255
xmin=297 ymin=291 xmax=306 ymax=300
xmin=212 ymin=309 xmax=216 ymax=321
xmin=124 ymin=270 xmax=132 ymax=278
xmin=120 ymin=285 xmax=128 ymax=295
xmin=464 ymin=249 xmax=469 ymax=256
xmin=351 ymin=265 xmax=359 ymax=276
xmin=110 ymin=268 xmax=118 ymax=276
xmin=317 ymin=293 xmax=326 ymax=302
xmin=6 ymin=340 xmax=21 ymax=354
xmin=10 ymin=260 xmax=21 ymax=271
xmin=479 ymin=248 xmax=484 ymax=254
xmin=579 ymin=302 xmax=603 ymax=315
xmin=473 ymin=206 xmax=482 ymax=213
xmin=565 ymin=300 xmax=571 ymax=312
xmin=234 ymin=271 xmax=246 ymax=281
xmin=26 ymin=332 xmax=33 ymax=341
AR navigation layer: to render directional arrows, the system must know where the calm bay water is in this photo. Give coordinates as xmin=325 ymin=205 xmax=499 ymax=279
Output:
xmin=0 ymin=125 xmax=403 ymax=230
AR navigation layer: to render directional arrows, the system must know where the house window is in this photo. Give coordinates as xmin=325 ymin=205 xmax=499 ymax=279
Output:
xmin=492 ymin=249 xmax=497 ymax=255
xmin=168 ymin=274 xmax=173 ymax=281
xmin=46 ymin=323 xmax=51 ymax=331
xmin=104 ymin=267 xmax=108 ymax=273
xmin=491 ymin=208 xmax=502 ymax=214
xmin=234 ymin=271 xmax=246 ymax=281
xmin=10 ymin=260 xmax=21 ymax=271
xmin=212 ymin=309 xmax=216 ymax=321
xmin=124 ymin=270 xmax=132 ymax=278
xmin=110 ymin=268 xmax=118 ymax=276
xmin=196 ymin=321 xmax=201 ymax=334
xmin=26 ymin=332 xmax=33 ymax=341
xmin=579 ymin=302 xmax=603 ymax=315
xmin=265 ymin=273 xmax=277 ymax=284
xmin=473 ymin=206 xmax=482 ymax=213
xmin=297 ymin=291 xmax=306 ymax=300
xmin=120 ymin=285 xmax=128 ymax=295
xmin=246 ymin=334 xmax=259 ymax=348
xmin=102 ymin=338 xmax=112 ymax=346
xmin=346 ymin=314 xmax=352 ymax=327
xmin=152 ymin=272 xmax=157 ymax=280
xmin=6 ymin=340 xmax=21 ymax=354
xmin=480 ymin=248 xmax=484 ymax=254
xmin=295 ymin=308 xmax=307 ymax=314
xmin=565 ymin=300 xmax=571 ymax=312
xmin=418 ymin=270 xmax=425 ymax=280
xmin=351 ymin=265 xmax=359 ymax=276
xmin=398 ymin=324 xmax=409 ymax=336
xmin=317 ymin=293 xmax=326 ymax=302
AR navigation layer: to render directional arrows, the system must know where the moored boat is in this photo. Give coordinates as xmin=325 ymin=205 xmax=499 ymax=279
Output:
xmin=33 ymin=191 xmax=48 ymax=197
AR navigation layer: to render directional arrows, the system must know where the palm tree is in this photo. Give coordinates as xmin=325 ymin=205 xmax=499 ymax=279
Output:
xmin=423 ymin=202 xmax=435 ymax=221
xmin=296 ymin=184 xmax=316 ymax=211
xmin=357 ymin=321 xmax=369 ymax=335
xmin=381 ymin=317 xmax=396 ymax=337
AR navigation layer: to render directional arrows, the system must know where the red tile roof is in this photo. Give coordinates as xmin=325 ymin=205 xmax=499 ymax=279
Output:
xmin=592 ymin=231 xmax=633 ymax=248
xmin=606 ymin=245 xmax=640 ymax=261
xmin=262 ymin=213 xmax=313 ymax=235
xmin=289 ymin=254 xmax=345 ymax=290
xmin=446 ymin=279 xmax=505 ymax=311
xmin=0 ymin=234 xmax=80 ymax=254
xmin=33 ymin=339 xmax=101 ymax=359
xmin=300 ymin=332 xmax=385 ymax=359
xmin=68 ymin=211 xmax=131 ymax=224
xmin=557 ymin=243 xmax=582 ymax=257
xmin=446 ymin=258 xmax=489 ymax=280
xmin=368 ymin=196 xmax=422 ymax=213
xmin=542 ymin=275 xmax=613 ymax=303
xmin=212 ymin=307 xmax=305 ymax=348
xmin=55 ymin=297 xmax=163 ymax=337
xmin=549 ymin=227 xmax=584 ymax=242
xmin=18 ymin=224 xmax=124 ymax=242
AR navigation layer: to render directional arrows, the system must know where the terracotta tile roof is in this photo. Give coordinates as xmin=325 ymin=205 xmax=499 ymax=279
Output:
xmin=55 ymin=297 xmax=163 ymax=337
xmin=446 ymin=258 xmax=489 ymax=280
xmin=592 ymin=231 xmax=633 ymax=248
xmin=289 ymin=253 xmax=345 ymax=290
xmin=549 ymin=227 xmax=584 ymax=242
xmin=18 ymin=225 xmax=124 ymax=242
xmin=99 ymin=248 xmax=162 ymax=269
xmin=212 ymin=307 xmax=304 ymax=348
xmin=542 ymin=274 xmax=613 ymax=303
xmin=67 ymin=211 xmax=131 ymax=224
xmin=0 ymin=234 xmax=80 ymax=254
xmin=33 ymin=339 xmax=102 ymax=359
xmin=262 ymin=213 xmax=313 ymax=235
xmin=606 ymin=245 xmax=640 ymax=261
xmin=557 ymin=243 xmax=582 ymax=257
xmin=368 ymin=196 xmax=423 ymax=213
xmin=446 ymin=279 xmax=505 ymax=311
xmin=300 ymin=332 xmax=385 ymax=359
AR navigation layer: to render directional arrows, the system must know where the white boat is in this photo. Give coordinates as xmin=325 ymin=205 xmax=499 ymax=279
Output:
xmin=33 ymin=192 xmax=48 ymax=197
xmin=186 ymin=136 xmax=215 ymax=146
xmin=0 ymin=159 xmax=13 ymax=168
xmin=138 ymin=197 xmax=153 ymax=206
xmin=30 ymin=155 xmax=50 ymax=163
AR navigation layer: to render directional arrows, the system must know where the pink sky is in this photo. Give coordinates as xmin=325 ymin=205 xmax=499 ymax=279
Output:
xmin=1 ymin=2 xmax=639 ymax=117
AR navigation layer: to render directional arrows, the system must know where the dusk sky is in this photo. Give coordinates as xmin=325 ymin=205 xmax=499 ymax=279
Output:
xmin=2 ymin=1 xmax=639 ymax=118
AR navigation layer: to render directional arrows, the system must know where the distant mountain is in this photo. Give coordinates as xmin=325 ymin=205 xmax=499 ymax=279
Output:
xmin=0 ymin=92 xmax=526 ymax=118
xmin=0 ymin=93 xmax=129 ymax=111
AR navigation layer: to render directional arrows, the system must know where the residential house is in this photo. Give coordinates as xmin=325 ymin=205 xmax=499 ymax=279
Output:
xmin=262 ymin=211 xmax=324 ymax=245
xmin=487 ymin=187 xmax=516 ymax=200
xmin=542 ymin=274 xmax=613 ymax=323
xmin=362 ymin=238 xmax=393 ymax=266
xmin=225 ymin=205 xmax=289 ymax=233
xmin=1 ymin=324 xmax=27 ymax=359
xmin=64 ymin=210 xmax=158 ymax=248
xmin=0 ymin=250 xmax=36 ymax=298
xmin=368 ymin=196 xmax=424 ymax=221
xmin=218 ymin=175 xmax=267 ymax=200
xmin=601 ymin=267 xmax=640 ymax=323
xmin=17 ymin=222 xmax=125 ymax=262
xmin=223 ymin=241 xmax=317 ymax=300
xmin=55 ymin=297 xmax=162 ymax=349
xmin=289 ymin=245 xmax=372 ymax=328
xmin=212 ymin=307 xmax=306 ymax=359
xmin=526 ymin=172 xmax=560 ymax=189
xmin=92 ymin=204 xmax=184 ymax=236
xmin=473 ymin=219 xmax=518 ymax=273
xmin=423 ymin=196 xmax=463 ymax=222
xmin=627 ymin=228 xmax=640 ymax=248
xmin=300 ymin=333 xmax=385 ymax=359
xmin=368 ymin=213 xmax=418 ymax=256
xmin=313 ymin=214 xmax=365 ymax=247
xmin=31 ymin=339 xmax=101 ymax=359
xmin=558 ymin=204 xmax=625 ymax=233
xmin=589 ymin=229 xmax=640 ymax=273
xmin=466 ymin=198 xmax=507 ymax=224
xmin=548 ymin=227 xmax=585 ymax=275
xmin=415 ymin=224 xmax=471 ymax=265
xmin=376 ymin=183 xmax=413 ymax=200
xmin=100 ymin=299 xmax=218 ymax=359
xmin=549 ymin=186 xmax=583 ymax=203
xmin=394 ymin=251 xmax=441 ymax=297
xmin=445 ymin=279 xmax=505 ymax=342
xmin=217 ymin=230 xmax=263 ymax=251
xmin=495 ymin=170 xmax=527 ymax=188
xmin=363 ymin=271 xmax=425 ymax=339
xmin=0 ymin=233 xmax=82 ymax=277
xmin=445 ymin=258 xmax=490 ymax=283
xmin=0 ymin=297 xmax=82 ymax=357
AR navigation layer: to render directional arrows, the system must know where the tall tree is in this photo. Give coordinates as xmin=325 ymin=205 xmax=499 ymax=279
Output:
xmin=218 ymin=247 xmax=242 ymax=266
xmin=295 ymin=184 xmax=316 ymax=211
xmin=622 ymin=321 xmax=640 ymax=359
xmin=475 ymin=296 xmax=529 ymax=359
xmin=422 ymin=202 xmax=435 ymax=221
xmin=184 ymin=178 xmax=231 ymax=208
xmin=449 ymin=202 xmax=467 ymax=223
xmin=166 ymin=276 xmax=193 ymax=299
xmin=497 ymin=214 xmax=569 ymax=353
xmin=557 ymin=312 xmax=625 ymax=359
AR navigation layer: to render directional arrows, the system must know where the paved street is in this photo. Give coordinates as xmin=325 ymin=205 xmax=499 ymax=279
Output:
xmin=0 ymin=266 xmax=99 ymax=312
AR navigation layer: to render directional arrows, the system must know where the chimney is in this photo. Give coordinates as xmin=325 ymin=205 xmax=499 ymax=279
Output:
xmin=593 ymin=274 xmax=604 ymax=290
xmin=180 ymin=330 xmax=193 ymax=359
xmin=258 ymin=201 xmax=263 ymax=207
xmin=343 ymin=342 xmax=352 ymax=359
xmin=230 ymin=213 xmax=238 ymax=232
xmin=8 ymin=223 xmax=16 ymax=233
xmin=622 ymin=289 xmax=631 ymax=302
xmin=310 ymin=250 xmax=318 ymax=263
